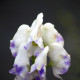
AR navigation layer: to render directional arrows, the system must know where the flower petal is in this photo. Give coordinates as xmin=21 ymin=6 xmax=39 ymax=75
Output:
xmin=23 ymin=13 xmax=44 ymax=57
xmin=30 ymin=46 xmax=49 ymax=71
xmin=24 ymin=41 xmax=42 ymax=57
xmin=10 ymin=24 xmax=31 ymax=57
xmin=41 ymin=23 xmax=64 ymax=46
xmin=10 ymin=43 xmax=30 ymax=78
xmin=28 ymin=13 xmax=44 ymax=49
xmin=49 ymin=42 xmax=70 ymax=79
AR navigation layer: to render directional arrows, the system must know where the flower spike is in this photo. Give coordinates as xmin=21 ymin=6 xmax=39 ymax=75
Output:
xmin=9 ymin=13 xmax=71 ymax=80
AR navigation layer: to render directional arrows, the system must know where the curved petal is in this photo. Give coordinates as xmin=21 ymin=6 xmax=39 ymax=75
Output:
xmin=41 ymin=23 xmax=64 ymax=46
xmin=24 ymin=13 xmax=44 ymax=57
xmin=9 ymin=43 xmax=30 ymax=78
xmin=31 ymin=13 xmax=43 ymax=29
xmin=30 ymin=46 xmax=49 ymax=72
xmin=28 ymin=13 xmax=44 ymax=49
xmin=49 ymin=42 xmax=70 ymax=79
xmin=10 ymin=24 xmax=31 ymax=57
xmin=24 ymin=41 xmax=43 ymax=57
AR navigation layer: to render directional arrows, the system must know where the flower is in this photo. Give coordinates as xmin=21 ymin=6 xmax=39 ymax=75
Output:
xmin=9 ymin=43 xmax=30 ymax=78
xmin=9 ymin=13 xmax=71 ymax=80
xmin=24 ymin=13 xmax=44 ymax=57
xmin=41 ymin=22 xmax=70 ymax=79
xmin=30 ymin=46 xmax=49 ymax=78
xmin=10 ymin=24 xmax=31 ymax=57
xmin=41 ymin=22 xmax=64 ymax=46
xmin=49 ymin=42 xmax=70 ymax=79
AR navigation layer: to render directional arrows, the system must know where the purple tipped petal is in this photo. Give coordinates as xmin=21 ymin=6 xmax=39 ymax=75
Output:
xmin=10 ymin=41 xmax=15 ymax=48
xmin=63 ymin=55 xmax=71 ymax=66
xmin=63 ymin=55 xmax=68 ymax=59
xmin=10 ymin=65 xmax=24 ymax=75
xmin=16 ymin=67 xmax=23 ymax=75
xmin=35 ymin=52 xmax=39 ymax=57
xmin=13 ymin=52 xmax=17 ymax=57
xmin=65 ymin=60 xmax=70 ymax=66
xmin=60 ymin=68 xmax=68 ymax=74
xmin=56 ymin=34 xmax=64 ymax=42
xmin=39 ymin=67 xmax=44 ymax=76
xmin=9 ymin=68 xmax=17 ymax=74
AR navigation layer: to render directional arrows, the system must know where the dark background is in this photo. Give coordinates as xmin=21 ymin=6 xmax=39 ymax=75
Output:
xmin=0 ymin=0 xmax=80 ymax=80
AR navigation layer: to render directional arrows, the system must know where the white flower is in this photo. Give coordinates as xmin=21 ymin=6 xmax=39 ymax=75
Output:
xmin=41 ymin=22 xmax=70 ymax=79
xmin=13 ymin=46 xmax=49 ymax=80
xmin=30 ymin=46 xmax=49 ymax=70
xmin=49 ymin=42 xmax=70 ymax=79
xmin=10 ymin=24 xmax=31 ymax=57
xmin=9 ymin=13 xmax=71 ymax=80
xmin=41 ymin=22 xmax=64 ymax=46
xmin=9 ymin=43 xmax=30 ymax=78
xmin=24 ymin=13 xmax=44 ymax=57
xmin=29 ymin=46 xmax=49 ymax=79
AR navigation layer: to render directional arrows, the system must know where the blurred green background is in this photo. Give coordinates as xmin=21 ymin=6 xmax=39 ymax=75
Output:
xmin=0 ymin=0 xmax=80 ymax=80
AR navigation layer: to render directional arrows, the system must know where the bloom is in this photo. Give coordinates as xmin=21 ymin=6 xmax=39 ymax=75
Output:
xmin=24 ymin=13 xmax=44 ymax=57
xmin=49 ymin=42 xmax=70 ymax=79
xmin=41 ymin=22 xmax=70 ymax=79
xmin=9 ymin=13 xmax=71 ymax=80
xmin=10 ymin=24 xmax=31 ymax=57
xmin=30 ymin=46 xmax=49 ymax=79
xmin=9 ymin=43 xmax=30 ymax=78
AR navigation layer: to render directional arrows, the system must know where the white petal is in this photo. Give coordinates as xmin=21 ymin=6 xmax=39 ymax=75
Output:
xmin=24 ymin=41 xmax=35 ymax=57
xmin=13 ymin=43 xmax=30 ymax=77
xmin=27 ymin=13 xmax=44 ymax=49
xmin=31 ymin=13 xmax=43 ymax=29
xmin=49 ymin=42 xmax=70 ymax=78
xmin=31 ymin=46 xmax=49 ymax=71
xmin=24 ymin=41 xmax=42 ymax=57
xmin=29 ymin=13 xmax=43 ymax=40
xmin=41 ymin=23 xmax=64 ymax=46
xmin=10 ymin=24 xmax=31 ymax=57
xmin=14 ymin=43 xmax=29 ymax=66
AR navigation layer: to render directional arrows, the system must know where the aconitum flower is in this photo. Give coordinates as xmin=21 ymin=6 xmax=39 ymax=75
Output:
xmin=41 ymin=22 xmax=71 ymax=79
xmin=9 ymin=13 xmax=71 ymax=80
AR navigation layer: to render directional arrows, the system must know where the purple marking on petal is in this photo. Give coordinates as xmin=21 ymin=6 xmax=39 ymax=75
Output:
xmin=35 ymin=39 xmax=39 ymax=43
xmin=56 ymin=34 xmax=64 ymax=42
xmin=60 ymin=68 xmax=68 ymax=74
xmin=9 ymin=68 xmax=17 ymax=74
xmin=16 ymin=66 xmax=24 ymax=75
xmin=24 ymin=41 xmax=32 ymax=50
xmin=13 ymin=52 xmax=17 ymax=57
xmin=63 ymin=55 xmax=68 ymax=59
xmin=39 ymin=68 xmax=44 ymax=76
xmin=35 ymin=52 xmax=39 ymax=57
xmin=11 ymin=65 xmax=24 ymax=75
xmin=41 ymin=48 xmax=44 ymax=50
xmin=35 ymin=76 xmax=41 ymax=80
xmin=10 ymin=41 xmax=15 ymax=48
xmin=65 ymin=60 xmax=70 ymax=66
xmin=39 ymin=65 xmax=44 ymax=76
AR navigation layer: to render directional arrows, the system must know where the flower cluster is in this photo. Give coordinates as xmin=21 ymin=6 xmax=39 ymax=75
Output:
xmin=9 ymin=13 xmax=71 ymax=80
